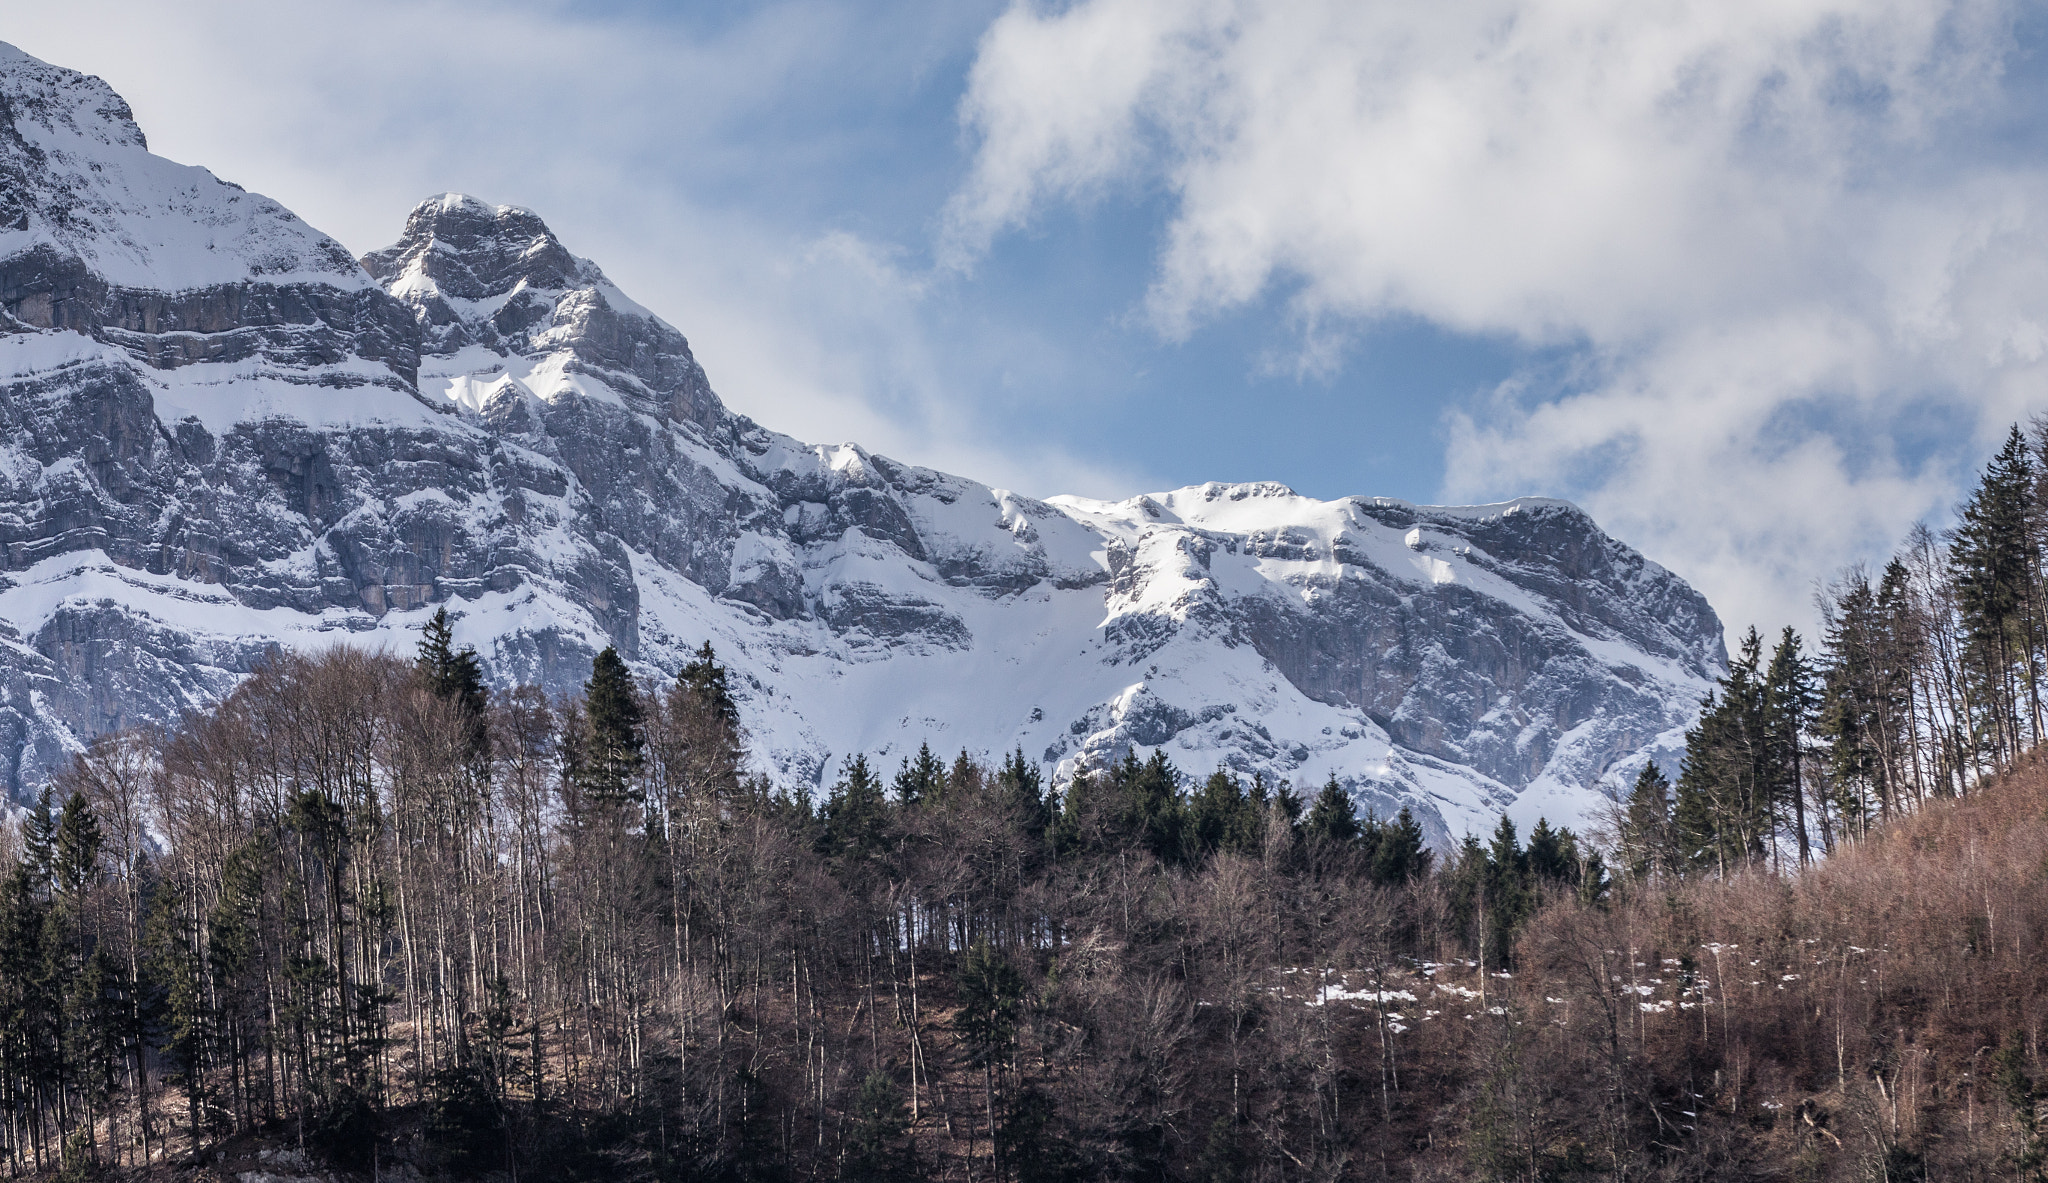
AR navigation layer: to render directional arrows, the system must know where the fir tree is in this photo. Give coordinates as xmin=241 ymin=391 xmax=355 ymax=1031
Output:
xmin=53 ymin=793 xmax=101 ymax=900
xmin=822 ymin=755 xmax=890 ymax=864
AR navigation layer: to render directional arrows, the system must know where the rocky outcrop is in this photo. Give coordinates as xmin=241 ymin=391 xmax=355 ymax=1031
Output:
xmin=0 ymin=42 xmax=1722 ymax=839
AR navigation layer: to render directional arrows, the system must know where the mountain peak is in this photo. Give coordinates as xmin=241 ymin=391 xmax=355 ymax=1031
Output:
xmin=367 ymin=192 xmax=725 ymax=431
xmin=363 ymin=193 xmax=596 ymax=309
xmin=0 ymin=41 xmax=146 ymax=152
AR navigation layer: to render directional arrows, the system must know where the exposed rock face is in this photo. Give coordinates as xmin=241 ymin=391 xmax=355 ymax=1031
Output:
xmin=0 ymin=42 xmax=1723 ymax=839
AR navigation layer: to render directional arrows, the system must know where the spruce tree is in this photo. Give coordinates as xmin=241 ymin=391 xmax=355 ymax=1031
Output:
xmin=1952 ymin=425 xmax=2039 ymax=766
xmin=996 ymin=747 xmax=1051 ymax=846
xmin=1370 ymin=806 xmax=1432 ymax=885
xmin=822 ymin=755 xmax=889 ymax=863
xmin=579 ymin=646 xmax=645 ymax=804
xmin=1764 ymin=627 xmax=1817 ymax=865
xmin=1304 ymin=775 xmax=1362 ymax=846
xmin=1620 ymin=763 xmax=1673 ymax=882
xmin=676 ymin=641 xmax=739 ymax=731
xmin=418 ymin=607 xmax=488 ymax=759
xmin=53 ymin=793 xmax=101 ymax=900
xmin=893 ymin=741 xmax=945 ymax=808
xmin=23 ymin=787 xmax=56 ymax=898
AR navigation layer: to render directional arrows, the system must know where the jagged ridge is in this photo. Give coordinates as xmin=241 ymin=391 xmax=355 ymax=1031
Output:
xmin=0 ymin=43 xmax=1724 ymax=840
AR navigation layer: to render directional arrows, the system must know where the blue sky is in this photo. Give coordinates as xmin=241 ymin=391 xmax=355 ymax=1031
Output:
xmin=10 ymin=0 xmax=2048 ymax=637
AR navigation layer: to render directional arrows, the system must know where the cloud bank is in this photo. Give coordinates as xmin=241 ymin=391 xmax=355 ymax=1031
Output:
xmin=949 ymin=0 xmax=2048 ymax=633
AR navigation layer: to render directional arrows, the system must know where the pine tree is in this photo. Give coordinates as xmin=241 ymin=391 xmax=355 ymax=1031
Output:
xmin=956 ymin=940 xmax=1024 ymax=1178
xmin=822 ymin=755 xmax=890 ymax=863
xmin=842 ymin=1070 xmax=915 ymax=1182
xmin=1675 ymin=628 xmax=1771 ymax=874
xmin=23 ymin=788 xmax=57 ymax=898
xmin=418 ymin=607 xmax=488 ymax=762
xmin=1110 ymin=749 xmax=1184 ymax=863
xmin=1187 ymin=770 xmax=1260 ymax=860
xmin=53 ymin=793 xmax=101 ymax=900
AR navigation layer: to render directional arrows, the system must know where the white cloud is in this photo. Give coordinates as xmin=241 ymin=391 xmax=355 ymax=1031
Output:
xmin=950 ymin=0 xmax=2048 ymax=634
xmin=3 ymin=0 xmax=1126 ymax=502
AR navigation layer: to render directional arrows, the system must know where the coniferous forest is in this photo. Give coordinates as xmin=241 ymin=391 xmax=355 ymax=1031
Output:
xmin=7 ymin=426 xmax=2048 ymax=1183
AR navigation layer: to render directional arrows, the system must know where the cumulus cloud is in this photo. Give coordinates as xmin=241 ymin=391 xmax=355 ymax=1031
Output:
xmin=949 ymin=0 xmax=2048 ymax=633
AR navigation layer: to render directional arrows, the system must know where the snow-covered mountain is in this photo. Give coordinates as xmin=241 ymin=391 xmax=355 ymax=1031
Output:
xmin=0 ymin=43 xmax=1723 ymax=841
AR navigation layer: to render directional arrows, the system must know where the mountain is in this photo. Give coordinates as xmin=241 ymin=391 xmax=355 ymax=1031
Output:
xmin=0 ymin=43 xmax=1723 ymax=840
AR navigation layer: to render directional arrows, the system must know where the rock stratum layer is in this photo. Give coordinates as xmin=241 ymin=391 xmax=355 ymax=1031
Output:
xmin=0 ymin=43 xmax=1723 ymax=839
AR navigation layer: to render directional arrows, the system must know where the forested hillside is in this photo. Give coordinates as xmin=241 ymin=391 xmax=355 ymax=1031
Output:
xmin=1637 ymin=420 xmax=2048 ymax=876
xmin=7 ymin=421 xmax=2048 ymax=1183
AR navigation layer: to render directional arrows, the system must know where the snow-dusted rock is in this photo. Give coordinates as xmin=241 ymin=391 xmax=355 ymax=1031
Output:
xmin=0 ymin=43 xmax=1721 ymax=840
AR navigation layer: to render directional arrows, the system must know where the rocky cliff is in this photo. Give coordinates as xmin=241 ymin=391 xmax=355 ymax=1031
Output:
xmin=0 ymin=42 xmax=1722 ymax=839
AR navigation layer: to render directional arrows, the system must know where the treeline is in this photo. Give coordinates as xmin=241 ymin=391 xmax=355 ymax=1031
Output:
xmin=1622 ymin=421 xmax=2048 ymax=878
xmin=4 ymin=426 xmax=2048 ymax=1182
xmin=0 ymin=609 xmax=1594 ymax=1182
xmin=17 ymin=611 xmax=2047 ymax=1183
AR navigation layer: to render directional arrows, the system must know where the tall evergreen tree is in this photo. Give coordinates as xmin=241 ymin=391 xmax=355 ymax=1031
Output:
xmin=579 ymin=646 xmax=645 ymax=804
xmin=676 ymin=641 xmax=739 ymax=731
xmin=1619 ymin=763 xmax=1674 ymax=883
xmin=996 ymin=747 xmax=1052 ymax=846
xmin=1951 ymin=425 xmax=2041 ymax=767
xmin=1764 ymin=627 xmax=1817 ymax=866
xmin=893 ymin=742 xmax=946 ymax=808
xmin=1303 ymin=775 xmax=1362 ymax=846
xmin=1370 ymin=806 xmax=1432 ymax=886
xmin=1676 ymin=629 xmax=1772 ymax=874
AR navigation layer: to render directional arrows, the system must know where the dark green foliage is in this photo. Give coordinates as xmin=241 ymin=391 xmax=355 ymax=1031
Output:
xmin=1002 ymin=1085 xmax=1085 ymax=1183
xmin=1952 ymin=427 xmax=2038 ymax=768
xmin=894 ymin=741 xmax=946 ymax=808
xmin=1619 ymin=763 xmax=1674 ymax=881
xmin=1303 ymin=775 xmax=1362 ymax=846
xmin=1444 ymin=814 xmax=1595 ymax=968
xmin=418 ymin=606 xmax=488 ymax=760
xmin=23 ymin=787 xmax=55 ymax=895
xmin=1185 ymin=770 xmax=1264 ymax=859
xmin=579 ymin=645 xmax=646 ymax=804
xmin=842 ymin=1071 xmax=916 ymax=1182
xmin=1368 ymin=805 xmax=1433 ymax=885
xmin=997 ymin=746 xmax=1053 ymax=844
xmin=823 ymin=754 xmax=890 ymax=862
xmin=677 ymin=640 xmax=740 ymax=730
xmin=1997 ymin=1031 xmax=2047 ymax=1182
xmin=1054 ymin=749 xmax=1188 ymax=861
xmin=1675 ymin=628 xmax=1773 ymax=875
xmin=53 ymin=792 xmax=100 ymax=899
xmin=955 ymin=940 xmax=1024 ymax=1064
